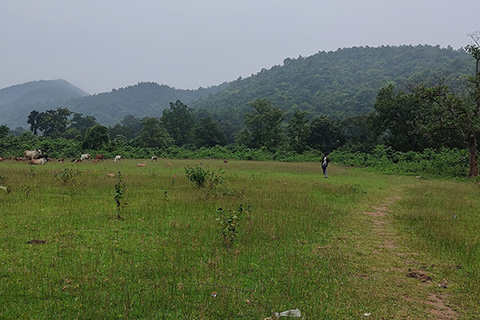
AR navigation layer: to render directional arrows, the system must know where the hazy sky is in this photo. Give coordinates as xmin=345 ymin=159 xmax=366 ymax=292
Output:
xmin=1 ymin=0 xmax=479 ymax=94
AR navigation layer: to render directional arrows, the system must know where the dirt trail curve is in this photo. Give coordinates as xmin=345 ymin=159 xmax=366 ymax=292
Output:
xmin=360 ymin=193 xmax=458 ymax=319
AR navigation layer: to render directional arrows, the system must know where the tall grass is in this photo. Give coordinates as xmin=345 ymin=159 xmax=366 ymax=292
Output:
xmin=0 ymin=160 xmax=478 ymax=318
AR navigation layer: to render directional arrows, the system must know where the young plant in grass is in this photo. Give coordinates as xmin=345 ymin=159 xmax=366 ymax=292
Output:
xmin=28 ymin=166 xmax=37 ymax=177
xmin=216 ymin=204 xmax=249 ymax=249
xmin=114 ymin=171 xmax=127 ymax=219
xmin=53 ymin=168 xmax=80 ymax=185
xmin=185 ymin=165 xmax=225 ymax=188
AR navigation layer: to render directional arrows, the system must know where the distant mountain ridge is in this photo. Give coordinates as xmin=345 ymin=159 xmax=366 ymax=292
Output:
xmin=0 ymin=80 xmax=227 ymax=128
xmin=60 ymin=82 xmax=228 ymax=126
xmin=0 ymin=79 xmax=89 ymax=129
xmin=0 ymin=45 xmax=474 ymax=130
xmin=0 ymin=79 xmax=88 ymax=105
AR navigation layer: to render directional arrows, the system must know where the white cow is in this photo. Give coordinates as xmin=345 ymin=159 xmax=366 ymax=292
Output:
xmin=114 ymin=155 xmax=121 ymax=162
xmin=80 ymin=153 xmax=91 ymax=161
xmin=151 ymin=155 xmax=158 ymax=161
xmin=24 ymin=149 xmax=41 ymax=160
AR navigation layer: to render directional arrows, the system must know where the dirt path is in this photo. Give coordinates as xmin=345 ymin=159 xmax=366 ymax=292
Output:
xmin=359 ymin=193 xmax=457 ymax=319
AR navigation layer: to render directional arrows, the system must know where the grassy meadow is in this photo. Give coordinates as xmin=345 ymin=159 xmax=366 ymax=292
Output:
xmin=0 ymin=159 xmax=479 ymax=319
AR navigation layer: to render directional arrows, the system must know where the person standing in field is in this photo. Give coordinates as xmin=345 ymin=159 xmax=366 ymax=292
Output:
xmin=321 ymin=153 xmax=330 ymax=178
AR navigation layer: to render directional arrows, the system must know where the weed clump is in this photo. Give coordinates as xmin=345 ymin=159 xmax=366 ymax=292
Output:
xmin=185 ymin=165 xmax=224 ymax=188
xmin=216 ymin=204 xmax=249 ymax=249
xmin=54 ymin=168 xmax=80 ymax=184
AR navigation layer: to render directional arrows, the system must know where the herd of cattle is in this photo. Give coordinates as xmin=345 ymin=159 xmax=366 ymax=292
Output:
xmin=0 ymin=150 xmax=159 ymax=165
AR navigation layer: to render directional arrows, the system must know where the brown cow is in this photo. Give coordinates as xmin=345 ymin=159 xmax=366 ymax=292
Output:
xmin=28 ymin=158 xmax=47 ymax=165
xmin=95 ymin=154 xmax=105 ymax=161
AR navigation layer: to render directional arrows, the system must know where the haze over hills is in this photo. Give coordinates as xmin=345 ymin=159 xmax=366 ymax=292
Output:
xmin=0 ymin=45 xmax=473 ymax=130
xmin=192 ymin=45 xmax=472 ymax=124
xmin=0 ymin=79 xmax=89 ymax=129
xmin=60 ymin=82 xmax=228 ymax=127
xmin=0 ymin=80 xmax=227 ymax=129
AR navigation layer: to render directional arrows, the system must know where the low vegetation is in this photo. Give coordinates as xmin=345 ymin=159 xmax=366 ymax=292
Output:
xmin=0 ymin=159 xmax=478 ymax=318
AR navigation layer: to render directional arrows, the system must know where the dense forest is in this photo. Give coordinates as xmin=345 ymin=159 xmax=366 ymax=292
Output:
xmin=193 ymin=45 xmax=472 ymax=122
xmin=1 ymin=42 xmax=479 ymax=177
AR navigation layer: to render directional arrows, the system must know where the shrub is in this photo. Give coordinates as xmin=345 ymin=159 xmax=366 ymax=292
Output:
xmin=185 ymin=165 xmax=225 ymax=188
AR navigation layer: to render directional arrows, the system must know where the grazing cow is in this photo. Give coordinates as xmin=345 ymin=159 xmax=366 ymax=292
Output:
xmin=95 ymin=154 xmax=104 ymax=161
xmin=151 ymin=155 xmax=158 ymax=161
xmin=0 ymin=157 xmax=3 ymax=162
xmin=223 ymin=159 xmax=228 ymax=164
xmin=24 ymin=150 xmax=41 ymax=160
xmin=16 ymin=157 xmax=24 ymax=161
xmin=80 ymin=153 xmax=91 ymax=161
xmin=166 ymin=162 xmax=172 ymax=167
xmin=38 ymin=153 xmax=49 ymax=162
xmin=114 ymin=155 xmax=121 ymax=162
xmin=28 ymin=158 xmax=47 ymax=165
xmin=57 ymin=158 xmax=65 ymax=164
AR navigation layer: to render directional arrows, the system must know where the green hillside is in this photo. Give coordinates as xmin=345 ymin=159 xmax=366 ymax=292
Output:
xmin=1 ymin=45 xmax=473 ymax=130
xmin=0 ymin=80 xmax=89 ymax=129
xmin=193 ymin=45 xmax=472 ymax=123
xmin=60 ymin=82 xmax=228 ymax=126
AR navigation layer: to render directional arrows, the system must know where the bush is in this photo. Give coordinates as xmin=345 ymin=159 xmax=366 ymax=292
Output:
xmin=185 ymin=165 xmax=225 ymax=188
xmin=331 ymin=145 xmax=469 ymax=177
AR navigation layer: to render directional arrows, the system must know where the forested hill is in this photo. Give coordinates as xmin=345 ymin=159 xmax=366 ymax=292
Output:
xmin=0 ymin=80 xmax=227 ymax=129
xmin=192 ymin=45 xmax=473 ymax=121
xmin=0 ymin=79 xmax=88 ymax=106
xmin=59 ymin=82 xmax=228 ymax=126
xmin=0 ymin=79 xmax=89 ymax=129
xmin=1 ymin=45 xmax=473 ymax=130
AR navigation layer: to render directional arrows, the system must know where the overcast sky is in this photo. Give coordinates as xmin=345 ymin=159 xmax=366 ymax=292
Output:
xmin=1 ymin=0 xmax=479 ymax=94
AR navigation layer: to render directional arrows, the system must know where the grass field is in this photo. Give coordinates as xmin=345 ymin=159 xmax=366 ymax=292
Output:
xmin=0 ymin=159 xmax=479 ymax=319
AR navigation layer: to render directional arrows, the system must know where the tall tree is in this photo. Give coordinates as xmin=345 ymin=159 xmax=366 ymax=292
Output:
xmin=341 ymin=113 xmax=382 ymax=152
xmin=375 ymin=84 xmax=442 ymax=151
xmin=240 ymin=99 xmax=285 ymax=150
xmin=82 ymin=124 xmax=110 ymax=150
xmin=412 ymin=33 xmax=480 ymax=177
xmin=286 ymin=110 xmax=310 ymax=153
xmin=192 ymin=117 xmax=227 ymax=148
xmin=27 ymin=110 xmax=41 ymax=135
xmin=69 ymin=113 xmax=97 ymax=138
xmin=308 ymin=115 xmax=345 ymax=153
xmin=161 ymin=100 xmax=195 ymax=146
xmin=36 ymin=108 xmax=72 ymax=137
xmin=135 ymin=117 xmax=172 ymax=148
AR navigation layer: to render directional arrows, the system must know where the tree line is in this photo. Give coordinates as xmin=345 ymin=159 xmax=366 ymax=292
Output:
xmin=1 ymin=35 xmax=479 ymax=177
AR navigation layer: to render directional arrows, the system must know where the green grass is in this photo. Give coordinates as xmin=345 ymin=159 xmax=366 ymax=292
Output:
xmin=0 ymin=159 xmax=478 ymax=319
